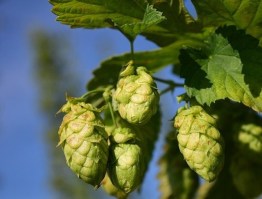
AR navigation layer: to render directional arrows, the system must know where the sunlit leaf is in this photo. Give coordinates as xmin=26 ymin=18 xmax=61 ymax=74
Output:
xmin=180 ymin=27 xmax=262 ymax=112
xmin=192 ymin=0 xmax=262 ymax=43
xmin=50 ymin=0 xmax=166 ymax=41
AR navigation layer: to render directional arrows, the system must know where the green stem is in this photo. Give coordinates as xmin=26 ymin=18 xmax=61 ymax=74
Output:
xmin=108 ymin=101 xmax=117 ymax=127
xmin=130 ymin=40 xmax=134 ymax=61
xmin=153 ymin=76 xmax=184 ymax=95
xmin=80 ymin=88 xmax=106 ymax=99
xmin=92 ymin=97 xmax=105 ymax=108
xmin=153 ymin=77 xmax=184 ymax=87
xmin=102 ymin=86 xmax=117 ymax=127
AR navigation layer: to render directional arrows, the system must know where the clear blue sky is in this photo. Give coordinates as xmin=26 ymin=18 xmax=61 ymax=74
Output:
xmin=0 ymin=1 xmax=195 ymax=198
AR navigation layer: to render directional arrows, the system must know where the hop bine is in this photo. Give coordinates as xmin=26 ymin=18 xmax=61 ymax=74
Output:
xmin=113 ymin=61 xmax=159 ymax=125
xmin=58 ymin=100 xmax=108 ymax=187
xmin=174 ymin=105 xmax=225 ymax=182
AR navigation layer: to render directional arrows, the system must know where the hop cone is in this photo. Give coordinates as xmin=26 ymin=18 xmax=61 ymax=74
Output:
xmin=195 ymin=154 xmax=245 ymax=199
xmin=230 ymin=154 xmax=262 ymax=198
xmin=174 ymin=106 xmax=224 ymax=182
xmin=158 ymin=131 xmax=199 ymax=199
xmin=234 ymin=123 xmax=262 ymax=163
xmin=113 ymin=61 xmax=159 ymax=124
xmin=58 ymin=101 xmax=108 ymax=187
xmin=102 ymin=173 xmax=128 ymax=199
xmin=108 ymin=119 xmax=144 ymax=193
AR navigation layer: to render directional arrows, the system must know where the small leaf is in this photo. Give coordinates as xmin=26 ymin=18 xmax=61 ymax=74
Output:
xmin=143 ymin=0 xmax=202 ymax=46
xmin=180 ymin=27 xmax=262 ymax=112
xmin=118 ymin=4 xmax=166 ymax=40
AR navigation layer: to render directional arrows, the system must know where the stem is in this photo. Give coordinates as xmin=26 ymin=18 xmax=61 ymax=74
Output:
xmin=153 ymin=77 xmax=184 ymax=95
xmin=92 ymin=97 xmax=105 ymax=108
xmin=80 ymin=88 xmax=106 ymax=100
xmin=108 ymin=101 xmax=117 ymax=127
xmin=159 ymin=87 xmax=174 ymax=96
xmin=102 ymin=86 xmax=117 ymax=127
xmin=130 ymin=40 xmax=134 ymax=60
xmin=153 ymin=77 xmax=184 ymax=87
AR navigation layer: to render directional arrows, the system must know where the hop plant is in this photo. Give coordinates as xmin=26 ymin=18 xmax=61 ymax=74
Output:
xmin=174 ymin=105 xmax=225 ymax=182
xmin=58 ymin=100 xmax=108 ymax=187
xmin=234 ymin=123 xmax=262 ymax=163
xmin=113 ymin=61 xmax=159 ymax=125
xmin=230 ymin=154 xmax=262 ymax=198
xmin=107 ymin=118 xmax=144 ymax=193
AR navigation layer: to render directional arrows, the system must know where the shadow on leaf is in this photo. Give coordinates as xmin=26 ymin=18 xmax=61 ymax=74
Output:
xmin=179 ymin=49 xmax=212 ymax=90
xmin=217 ymin=26 xmax=262 ymax=98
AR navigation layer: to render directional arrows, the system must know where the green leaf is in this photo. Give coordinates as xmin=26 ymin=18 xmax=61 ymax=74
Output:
xmin=118 ymin=4 xmax=166 ymax=40
xmin=49 ymin=0 xmax=204 ymax=47
xmin=180 ymin=27 xmax=262 ymax=112
xmin=49 ymin=0 xmax=166 ymax=41
xmin=143 ymin=0 xmax=202 ymax=46
xmin=87 ymin=34 xmax=205 ymax=90
xmin=50 ymin=0 xmax=144 ymax=28
xmin=192 ymin=0 xmax=262 ymax=43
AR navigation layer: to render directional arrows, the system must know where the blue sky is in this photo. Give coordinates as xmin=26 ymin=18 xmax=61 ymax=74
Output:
xmin=0 ymin=1 xmax=194 ymax=198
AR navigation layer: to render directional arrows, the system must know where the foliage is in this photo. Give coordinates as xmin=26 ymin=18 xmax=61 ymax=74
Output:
xmin=49 ymin=0 xmax=262 ymax=198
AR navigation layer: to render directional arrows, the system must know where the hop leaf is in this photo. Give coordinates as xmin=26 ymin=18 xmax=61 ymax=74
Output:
xmin=107 ymin=118 xmax=144 ymax=193
xmin=174 ymin=105 xmax=225 ymax=182
xmin=58 ymin=101 xmax=108 ymax=187
xmin=113 ymin=61 xmax=159 ymax=124
xmin=230 ymin=154 xmax=262 ymax=198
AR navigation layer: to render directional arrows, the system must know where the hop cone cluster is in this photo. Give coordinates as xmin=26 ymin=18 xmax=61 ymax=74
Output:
xmin=58 ymin=101 xmax=108 ymax=187
xmin=108 ymin=118 xmax=144 ymax=193
xmin=174 ymin=106 xmax=225 ymax=182
xmin=113 ymin=61 xmax=159 ymax=124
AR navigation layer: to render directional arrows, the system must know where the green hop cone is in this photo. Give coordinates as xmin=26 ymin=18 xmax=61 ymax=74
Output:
xmin=113 ymin=61 xmax=159 ymax=124
xmin=234 ymin=123 xmax=262 ymax=163
xmin=174 ymin=106 xmax=225 ymax=182
xmin=58 ymin=101 xmax=108 ymax=187
xmin=108 ymin=119 xmax=144 ymax=193
xmin=158 ymin=131 xmax=199 ymax=199
xmin=230 ymin=154 xmax=262 ymax=198
xmin=102 ymin=173 xmax=128 ymax=199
